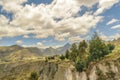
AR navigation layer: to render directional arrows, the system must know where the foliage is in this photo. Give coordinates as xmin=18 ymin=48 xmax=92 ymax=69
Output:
xmin=78 ymin=40 xmax=88 ymax=53
xmin=69 ymin=43 xmax=78 ymax=62
xmin=65 ymin=49 xmax=69 ymax=59
xmin=89 ymin=32 xmax=110 ymax=61
xmin=29 ymin=72 xmax=38 ymax=80
xmin=65 ymin=40 xmax=88 ymax=72
xmin=96 ymin=67 xmax=107 ymax=80
xmin=64 ymin=32 xmax=115 ymax=72
xmin=107 ymin=43 xmax=115 ymax=53
xmin=59 ymin=55 xmax=65 ymax=60
xmin=48 ymin=56 xmax=55 ymax=60
xmin=75 ymin=60 xmax=85 ymax=72
xmin=106 ymin=71 xmax=116 ymax=79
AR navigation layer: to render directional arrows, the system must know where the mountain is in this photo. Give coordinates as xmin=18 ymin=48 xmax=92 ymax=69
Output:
xmin=0 ymin=40 xmax=120 ymax=80
xmin=56 ymin=43 xmax=71 ymax=54
xmin=42 ymin=43 xmax=71 ymax=55
xmin=44 ymin=47 xmax=57 ymax=56
xmin=0 ymin=45 xmax=120 ymax=80
xmin=0 ymin=43 xmax=71 ymax=61
xmin=0 ymin=45 xmax=23 ymax=61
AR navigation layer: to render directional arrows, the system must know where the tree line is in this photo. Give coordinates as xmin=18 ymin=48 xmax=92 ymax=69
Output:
xmin=64 ymin=32 xmax=115 ymax=72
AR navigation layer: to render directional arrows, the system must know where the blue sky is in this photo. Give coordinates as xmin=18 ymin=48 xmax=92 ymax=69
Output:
xmin=0 ymin=0 xmax=120 ymax=48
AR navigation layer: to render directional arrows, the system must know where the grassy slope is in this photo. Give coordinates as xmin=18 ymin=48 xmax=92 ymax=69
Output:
xmin=102 ymin=44 xmax=120 ymax=61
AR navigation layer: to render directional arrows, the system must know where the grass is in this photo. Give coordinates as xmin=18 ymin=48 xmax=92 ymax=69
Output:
xmin=101 ymin=45 xmax=120 ymax=61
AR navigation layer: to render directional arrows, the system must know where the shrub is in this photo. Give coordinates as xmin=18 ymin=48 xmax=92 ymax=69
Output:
xmin=29 ymin=72 xmax=38 ymax=80
xmin=59 ymin=55 xmax=65 ymax=60
xmin=75 ymin=60 xmax=85 ymax=72
xmin=107 ymin=43 xmax=115 ymax=52
xmin=65 ymin=49 xmax=69 ymax=59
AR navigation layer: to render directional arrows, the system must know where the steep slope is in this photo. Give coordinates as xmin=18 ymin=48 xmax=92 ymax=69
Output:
xmin=56 ymin=43 xmax=71 ymax=54
xmin=5 ymin=49 xmax=38 ymax=61
xmin=43 ymin=43 xmax=71 ymax=55
xmin=44 ymin=47 xmax=57 ymax=56
xmin=0 ymin=56 xmax=120 ymax=80
xmin=0 ymin=45 xmax=23 ymax=61
xmin=0 ymin=45 xmax=43 ymax=61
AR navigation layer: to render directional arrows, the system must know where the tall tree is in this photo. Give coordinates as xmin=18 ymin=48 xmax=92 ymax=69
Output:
xmin=69 ymin=43 xmax=78 ymax=61
xmin=65 ymin=49 xmax=69 ymax=59
xmin=78 ymin=40 xmax=88 ymax=54
xmin=89 ymin=32 xmax=109 ymax=61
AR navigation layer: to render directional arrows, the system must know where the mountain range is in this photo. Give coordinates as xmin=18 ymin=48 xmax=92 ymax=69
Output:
xmin=1 ymin=38 xmax=119 ymax=62
xmin=0 ymin=43 xmax=71 ymax=62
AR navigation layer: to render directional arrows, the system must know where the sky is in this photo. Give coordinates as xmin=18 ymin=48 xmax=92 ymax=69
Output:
xmin=0 ymin=0 xmax=120 ymax=48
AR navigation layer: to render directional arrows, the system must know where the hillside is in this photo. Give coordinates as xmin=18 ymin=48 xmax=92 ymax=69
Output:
xmin=0 ymin=43 xmax=71 ymax=62
xmin=0 ymin=46 xmax=120 ymax=80
xmin=0 ymin=39 xmax=120 ymax=80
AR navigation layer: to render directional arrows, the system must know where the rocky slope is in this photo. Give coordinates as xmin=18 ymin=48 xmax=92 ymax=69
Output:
xmin=0 ymin=56 xmax=120 ymax=80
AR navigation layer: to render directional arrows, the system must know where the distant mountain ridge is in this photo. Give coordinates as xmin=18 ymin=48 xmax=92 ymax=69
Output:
xmin=0 ymin=43 xmax=71 ymax=61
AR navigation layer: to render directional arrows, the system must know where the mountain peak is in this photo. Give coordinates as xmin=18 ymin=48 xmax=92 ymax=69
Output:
xmin=10 ymin=44 xmax=21 ymax=48
xmin=64 ymin=43 xmax=71 ymax=47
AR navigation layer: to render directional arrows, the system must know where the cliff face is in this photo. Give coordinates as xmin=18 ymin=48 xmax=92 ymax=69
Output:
xmin=0 ymin=59 xmax=120 ymax=80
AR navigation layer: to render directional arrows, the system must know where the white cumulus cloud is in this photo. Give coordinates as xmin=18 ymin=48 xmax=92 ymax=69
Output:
xmin=16 ymin=40 xmax=23 ymax=45
xmin=111 ymin=25 xmax=120 ymax=29
xmin=0 ymin=0 xmax=119 ymax=42
xmin=107 ymin=19 xmax=119 ymax=25
xmin=95 ymin=0 xmax=119 ymax=15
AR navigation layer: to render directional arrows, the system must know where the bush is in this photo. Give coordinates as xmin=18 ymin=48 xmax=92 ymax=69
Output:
xmin=59 ymin=55 xmax=65 ymax=60
xmin=48 ymin=56 xmax=55 ymax=60
xmin=107 ymin=43 xmax=115 ymax=52
xmin=29 ymin=72 xmax=38 ymax=80
xmin=75 ymin=60 xmax=85 ymax=72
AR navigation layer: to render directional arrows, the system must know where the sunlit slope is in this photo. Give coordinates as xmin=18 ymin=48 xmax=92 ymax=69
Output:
xmin=103 ymin=39 xmax=120 ymax=61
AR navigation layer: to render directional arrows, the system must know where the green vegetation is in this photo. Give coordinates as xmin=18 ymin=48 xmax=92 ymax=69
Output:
xmin=59 ymin=55 xmax=65 ymax=60
xmin=29 ymin=72 xmax=39 ymax=80
xmin=89 ymin=32 xmax=110 ymax=61
xmin=107 ymin=43 xmax=115 ymax=53
xmin=65 ymin=49 xmax=69 ymax=59
xmin=96 ymin=67 xmax=107 ymax=80
xmin=64 ymin=32 xmax=115 ymax=72
xmin=96 ymin=67 xmax=116 ymax=80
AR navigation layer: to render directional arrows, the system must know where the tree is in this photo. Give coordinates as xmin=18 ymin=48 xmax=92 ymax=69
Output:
xmin=65 ymin=49 xmax=69 ymax=59
xmin=69 ymin=43 xmax=78 ymax=61
xmin=75 ymin=60 xmax=85 ymax=72
xmin=70 ymin=43 xmax=78 ymax=52
xmin=78 ymin=40 xmax=88 ymax=59
xmin=89 ymin=32 xmax=109 ymax=61
xmin=78 ymin=40 xmax=88 ymax=53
